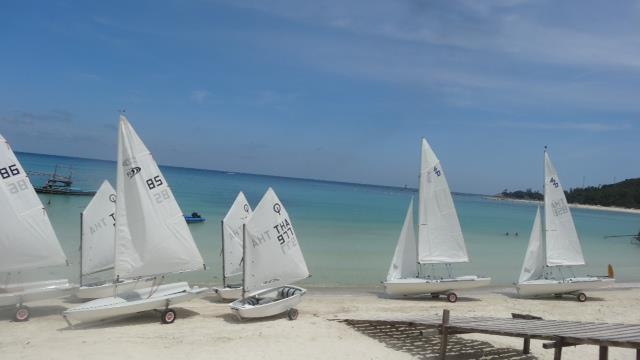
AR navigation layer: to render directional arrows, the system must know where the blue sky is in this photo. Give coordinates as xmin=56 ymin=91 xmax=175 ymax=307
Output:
xmin=0 ymin=0 xmax=638 ymax=194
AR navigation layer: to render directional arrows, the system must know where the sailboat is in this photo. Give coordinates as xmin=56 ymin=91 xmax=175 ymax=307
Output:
xmin=229 ymin=188 xmax=309 ymax=320
xmin=0 ymin=133 xmax=76 ymax=321
xmin=62 ymin=115 xmax=208 ymax=325
xmin=213 ymin=192 xmax=252 ymax=300
xmin=75 ymin=180 xmax=151 ymax=299
xmin=383 ymin=138 xmax=491 ymax=302
xmin=516 ymin=149 xmax=614 ymax=301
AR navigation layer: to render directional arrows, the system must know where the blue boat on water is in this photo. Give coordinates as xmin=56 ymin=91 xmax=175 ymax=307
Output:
xmin=184 ymin=212 xmax=206 ymax=224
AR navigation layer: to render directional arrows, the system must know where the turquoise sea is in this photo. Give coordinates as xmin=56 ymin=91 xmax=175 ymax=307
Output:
xmin=15 ymin=152 xmax=640 ymax=288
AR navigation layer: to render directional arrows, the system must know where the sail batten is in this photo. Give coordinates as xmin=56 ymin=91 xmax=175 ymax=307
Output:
xmin=81 ymin=180 xmax=117 ymax=278
xmin=387 ymin=198 xmax=418 ymax=280
xmin=244 ymin=188 xmax=309 ymax=294
xmin=222 ymin=192 xmax=252 ymax=279
xmin=114 ymin=115 xmax=204 ymax=280
xmin=0 ymin=133 xmax=67 ymax=273
xmin=417 ymin=138 xmax=469 ymax=264
xmin=543 ymin=151 xmax=585 ymax=267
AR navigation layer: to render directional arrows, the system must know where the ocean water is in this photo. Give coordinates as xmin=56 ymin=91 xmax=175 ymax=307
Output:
xmin=14 ymin=152 xmax=640 ymax=288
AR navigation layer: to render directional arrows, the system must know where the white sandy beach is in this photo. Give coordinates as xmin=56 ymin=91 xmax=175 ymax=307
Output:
xmin=1 ymin=285 xmax=639 ymax=359
xmin=488 ymin=196 xmax=640 ymax=215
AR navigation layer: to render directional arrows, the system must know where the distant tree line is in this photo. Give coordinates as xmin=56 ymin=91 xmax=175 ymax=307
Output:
xmin=499 ymin=178 xmax=640 ymax=209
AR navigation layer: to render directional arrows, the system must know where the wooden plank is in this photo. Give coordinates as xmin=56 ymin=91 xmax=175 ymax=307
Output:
xmin=599 ymin=346 xmax=608 ymax=360
xmin=523 ymin=336 xmax=531 ymax=354
xmin=439 ymin=310 xmax=450 ymax=360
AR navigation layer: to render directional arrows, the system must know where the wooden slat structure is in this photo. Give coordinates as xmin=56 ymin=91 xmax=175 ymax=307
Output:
xmin=340 ymin=310 xmax=640 ymax=359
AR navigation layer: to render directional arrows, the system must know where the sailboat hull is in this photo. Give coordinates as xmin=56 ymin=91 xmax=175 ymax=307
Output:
xmin=230 ymin=286 xmax=305 ymax=319
xmin=516 ymin=277 xmax=614 ymax=297
xmin=0 ymin=280 xmax=77 ymax=307
xmin=76 ymin=278 xmax=153 ymax=299
xmin=384 ymin=276 xmax=491 ymax=296
xmin=62 ymin=282 xmax=208 ymax=325
xmin=212 ymin=286 xmax=242 ymax=301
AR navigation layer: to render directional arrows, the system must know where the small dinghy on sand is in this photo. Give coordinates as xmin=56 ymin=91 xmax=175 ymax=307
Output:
xmin=76 ymin=180 xmax=148 ymax=299
xmin=0 ymin=133 xmax=76 ymax=321
xmin=63 ymin=115 xmax=207 ymax=325
xmin=383 ymin=138 xmax=490 ymax=302
xmin=229 ymin=188 xmax=310 ymax=320
xmin=213 ymin=192 xmax=252 ymax=301
xmin=515 ymin=148 xmax=614 ymax=301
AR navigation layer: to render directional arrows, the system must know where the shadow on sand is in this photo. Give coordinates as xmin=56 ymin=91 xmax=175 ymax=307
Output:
xmin=341 ymin=320 xmax=537 ymax=360
xmin=0 ymin=305 xmax=67 ymax=322
xmin=217 ymin=311 xmax=292 ymax=324
xmin=374 ymin=292 xmax=482 ymax=303
xmin=60 ymin=307 xmax=200 ymax=330
xmin=497 ymin=291 xmax=606 ymax=302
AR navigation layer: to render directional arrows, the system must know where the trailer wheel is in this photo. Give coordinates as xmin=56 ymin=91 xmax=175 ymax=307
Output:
xmin=15 ymin=306 xmax=30 ymax=322
xmin=431 ymin=294 xmax=440 ymax=299
xmin=577 ymin=293 xmax=587 ymax=302
xmin=287 ymin=308 xmax=299 ymax=320
xmin=446 ymin=292 xmax=458 ymax=303
xmin=161 ymin=308 xmax=176 ymax=324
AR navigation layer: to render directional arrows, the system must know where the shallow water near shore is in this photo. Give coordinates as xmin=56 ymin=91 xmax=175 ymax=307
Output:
xmin=13 ymin=152 xmax=640 ymax=288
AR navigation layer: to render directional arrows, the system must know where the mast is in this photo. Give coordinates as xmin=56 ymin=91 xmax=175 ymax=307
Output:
xmin=79 ymin=212 xmax=83 ymax=287
xmin=220 ymin=219 xmax=226 ymax=288
xmin=241 ymin=223 xmax=246 ymax=300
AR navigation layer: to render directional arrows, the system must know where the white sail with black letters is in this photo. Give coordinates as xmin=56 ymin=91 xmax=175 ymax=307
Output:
xmin=519 ymin=207 xmax=545 ymax=283
xmin=387 ymin=198 xmax=418 ymax=281
xmin=223 ymin=192 xmax=252 ymax=279
xmin=114 ymin=115 xmax=204 ymax=280
xmin=544 ymin=150 xmax=585 ymax=267
xmin=417 ymin=138 xmax=469 ymax=264
xmin=81 ymin=180 xmax=117 ymax=277
xmin=0 ymin=133 xmax=67 ymax=273
xmin=243 ymin=188 xmax=309 ymax=294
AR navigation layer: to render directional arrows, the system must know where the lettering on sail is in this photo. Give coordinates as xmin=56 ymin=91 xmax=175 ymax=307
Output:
xmin=251 ymin=230 xmax=271 ymax=248
xmin=273 ymin=218 xmax=299 ymax=255
xmin=90 ymin=215 xmax=115 ymax=235
xmin=551 ymin=199 xmax=569 ymax=217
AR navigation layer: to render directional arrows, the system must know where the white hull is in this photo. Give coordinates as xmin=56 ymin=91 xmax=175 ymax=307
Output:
xmin=0 ymin=279 xmax=71 ymax=293
xmin=212 ymin=286 xmax=242 ymax=300
xmin=0 ymin=280 xmax=77 ymax=307
xmin=76 ymin=278 xmax=153 ymax=299
xmin=230 ymin=286 xmax=305 ymax=319
xmin=516 ymin=277 xmax=614 ymax=297
xmin=62 ymin=282 xmax=208 ymax=324
xmin=384 ymin=276 xmax=491 ymax=296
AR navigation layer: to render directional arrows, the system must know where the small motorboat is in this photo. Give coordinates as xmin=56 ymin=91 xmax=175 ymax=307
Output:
xmin=184 ymin=212 xmax=206 ymax=223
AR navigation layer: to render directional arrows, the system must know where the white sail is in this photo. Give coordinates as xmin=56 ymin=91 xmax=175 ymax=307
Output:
xmin=81 ymin=180 xmax=116 ymax=277
xmin=0 ymin=133 xmax=67 ymax=273
xmin=114 ymin=115 xmax=204 ymax=280
xmin=518 ymin=207 xmax=545 ymax=283
xmin=417 ymin=138 xmax=469 ymax=264
xmin=544 ymin=150 xmax=585 ymax=266
xmin=222 ymin=192 xmax=252 ymax=279
xmin=387 ymin=198 xmax=418 ymax=281
xmin=244 ymin=188 xmax=309 ymax=294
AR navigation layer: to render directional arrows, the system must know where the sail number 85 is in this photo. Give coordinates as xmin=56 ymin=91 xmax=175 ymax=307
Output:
xmin=146 ymin=175 xmax=164 ymax=190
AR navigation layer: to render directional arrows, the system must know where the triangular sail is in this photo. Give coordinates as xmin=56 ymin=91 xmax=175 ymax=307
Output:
xmin=417 ymin=138 xmax=469 ymax=264
xmin=244 ymin=188 xmax=309 ymax=294
xmin=114 ymin=115 xmax=204 ymax=280
xmin=0 ymin=133 xmax=67 ymax=273
xmin=222 ymin=192 xmax=252 ymax=279
xmin=81 ymin=180 xmax=116 ymax=277
xmin=387 ymin=198 xmax=418 ymax=281
xmin=544 ymin=150 xmax=585 ymax=266
xmin=518 ymin=207 xmax=545 ymax=283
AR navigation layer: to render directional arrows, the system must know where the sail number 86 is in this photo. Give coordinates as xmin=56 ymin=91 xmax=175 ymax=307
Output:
xmin=0 ymin=164 xmax=20 ymax=179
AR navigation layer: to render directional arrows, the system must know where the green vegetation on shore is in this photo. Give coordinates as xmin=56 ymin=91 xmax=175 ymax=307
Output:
xmin=499 ymin=178 xmax=640 ymax=209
